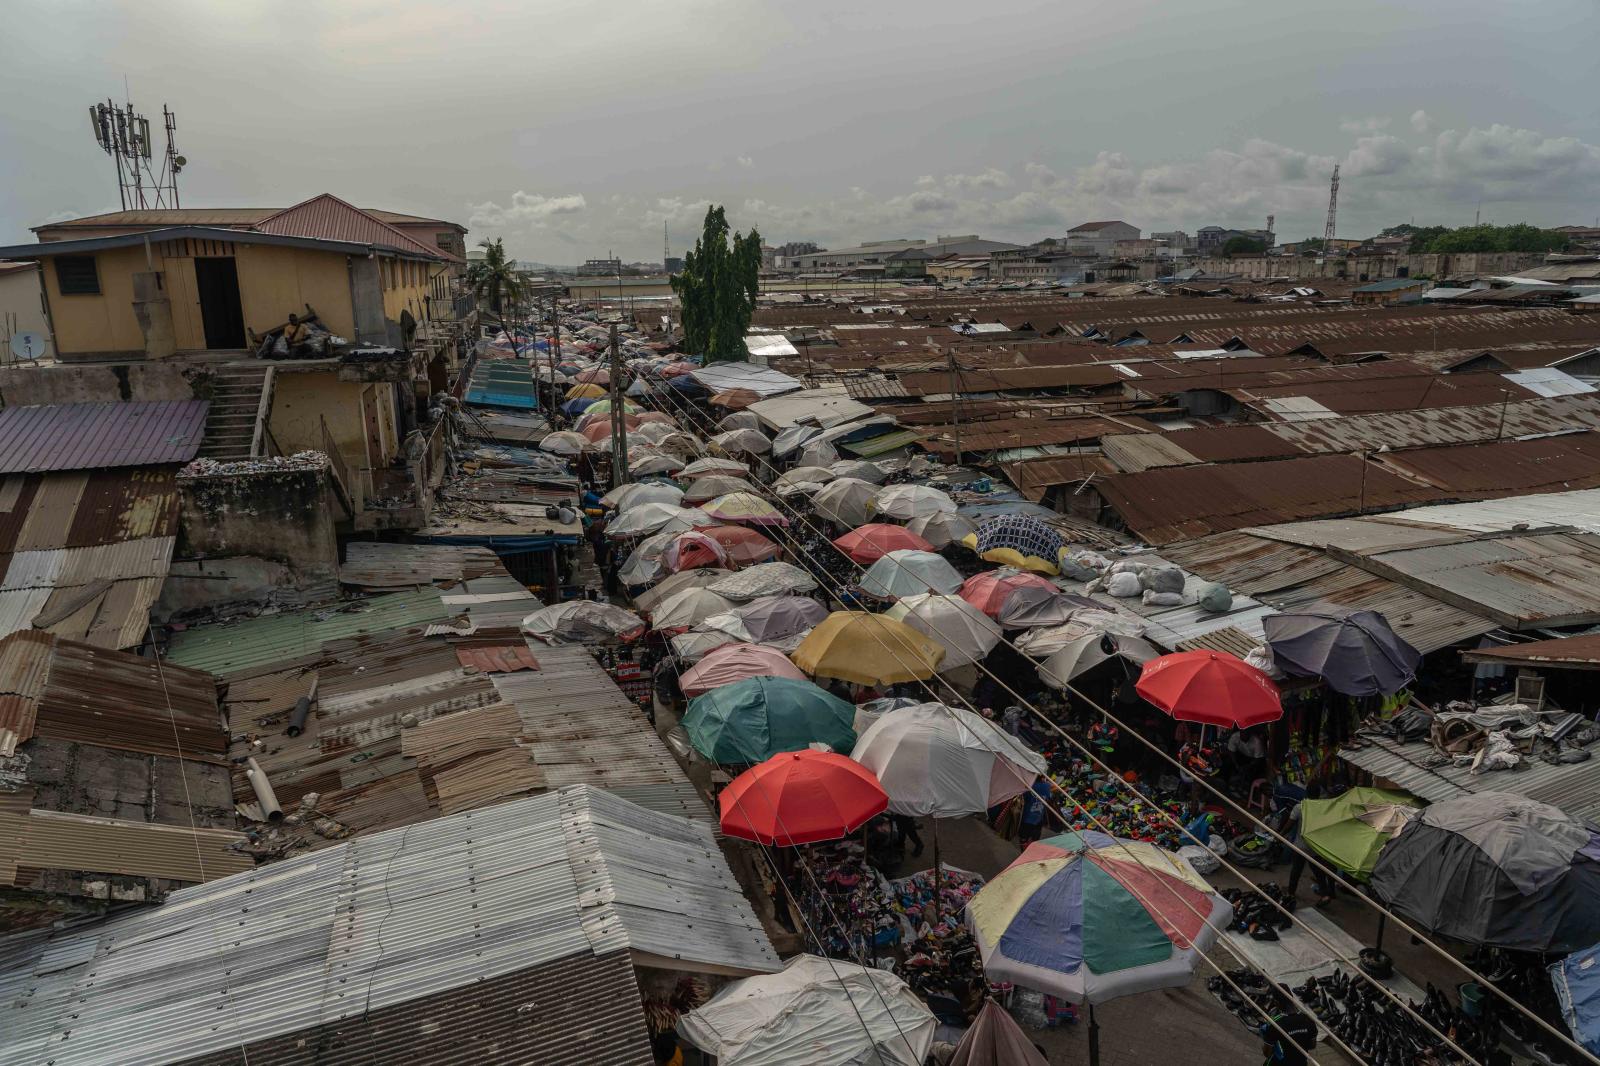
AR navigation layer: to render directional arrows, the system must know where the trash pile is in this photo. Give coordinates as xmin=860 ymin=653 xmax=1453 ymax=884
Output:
xmin=1354 ymin=699 xmax=1600 ymax=774
xmin=179 ymin=451 xmax=330 ymax=478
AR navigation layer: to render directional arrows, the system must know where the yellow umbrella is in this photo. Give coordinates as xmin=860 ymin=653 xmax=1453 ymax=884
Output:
xmin=792 ymin=611 xmax=946 ymax=686
xmin=565 ymin=382 xmax=607 ymax=400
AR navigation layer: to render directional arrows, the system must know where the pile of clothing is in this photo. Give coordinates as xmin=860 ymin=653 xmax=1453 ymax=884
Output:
xmin=1361 ymin=699 xmax=1599 ymax=775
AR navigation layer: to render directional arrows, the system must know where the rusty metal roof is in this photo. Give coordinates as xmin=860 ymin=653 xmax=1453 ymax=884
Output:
xmin=8 ymin=809 xmax=251 ymax=885
xmin=1378 ymin=431 xmax=1600 ymax=496
xmin=1462 ymin=633 xmax=1600 ymax=668
xmin=0 ymin=402 xmax=207 ymax=474
xmin=254 ymin=193 xmax=450 ymax=260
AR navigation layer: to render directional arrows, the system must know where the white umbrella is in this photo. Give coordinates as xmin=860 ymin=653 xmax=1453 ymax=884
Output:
xmin=870 ymin=484 xmax=957 ymax=521
xmin=678 ymin=954 xmax=936 ymax=1066
xmin=655 ymin=432 xmax=705 ymax=459
xmin=634 ymin=567 xmax=729 ymax=612
xmin=710 ymin=561 xmax=819 ymax=600
xmin=520 ymin=601 xmax=644 ymax=644
xmin=858 ymin=549 xmax=964 ymax=599
xmin=718 ymin=411 xmax=762 ymax=432
xmin=712 ymin=428 xmax=772 ymax=455
xmin=607 ymin=503 xmax=716 ymax=537
xmin=650 ymin=587 xmax=737 ymax=629
xmin=1014 ymin=609 xmax=1148 ymax=657
xmin=683 ymin=475 xmax=759 ymax=504
xmin=1039 ymin=632 xmax=1160 ymax=688
xmin=680 ymin=456 xmax=749 ymax=478
xmin=850 ymin=702 xmax=1046 ymax=818
xmin=617 ymin=528 xmax=681 ymax=586
xmin=885 ymin=593 xmax=1003 ymax=669
xmin=772 ymin=424 xmax=821 ymax=458
xmin=632 ymin=422 xmax=676 ymax=445
xmin=797 ymin=439 xmax=839 ymax=467
xmin=775 ymin=465 xmax=837 ymax=488
xmin=630 ymin=452 xmax=686 ymax=477
xmin=538 ymin=431 xmax=590 ymax=456
xmin=811 ymin=477 xmax=878 ymax=528
xmin=830 ymin=459 xmax=886 ymax=484
xmin=602 ymin=481 xmax=683 ymax=511
xmin=670 ymin=628 xmax=739 ymax=663
xmin=905 ymin=511 xmax=977 ymax=549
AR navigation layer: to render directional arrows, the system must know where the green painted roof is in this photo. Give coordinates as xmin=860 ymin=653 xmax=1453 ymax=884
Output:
xmin=842 ymin=428 xmax=924 ymax=458
xmin=165 ymin=588 xmax=451 ymax=677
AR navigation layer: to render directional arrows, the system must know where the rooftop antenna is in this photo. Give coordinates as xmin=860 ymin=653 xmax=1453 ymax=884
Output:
xmin=663 ymin=221 xmax=671 ymax=274
xmin=89 ymin=93 xmax=184 ymax=209
xmin=1323 ymin=165 xmax=1340 ymax=244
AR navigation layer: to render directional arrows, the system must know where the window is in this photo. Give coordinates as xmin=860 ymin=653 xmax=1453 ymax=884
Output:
xmin=55 ymin=256 xmax=100 ymax=295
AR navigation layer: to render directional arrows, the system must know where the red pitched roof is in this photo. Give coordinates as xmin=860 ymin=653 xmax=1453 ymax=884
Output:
xmin=1068 ymin=220 xmax=1128 ymax=232
xmin=254 ymin=194 xmax=450 ymax=260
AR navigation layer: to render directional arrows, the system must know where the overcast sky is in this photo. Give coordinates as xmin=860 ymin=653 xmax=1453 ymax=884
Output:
xmin=4 ymin=0 xmax=1598 ymax=263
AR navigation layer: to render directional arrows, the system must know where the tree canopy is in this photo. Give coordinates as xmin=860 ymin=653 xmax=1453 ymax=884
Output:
xmin=1221 ymin=236 xmax=1266 ymax=258
xmin=671 ymin=206 xmax=762 ymax=362
xmin=1422 ymin=223 xmax=1569 ymax=254
xmin=466 ymin=238 xmax=526 ymax=326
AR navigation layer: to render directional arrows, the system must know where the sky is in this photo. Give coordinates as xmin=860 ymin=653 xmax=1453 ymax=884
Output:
xmin=3 ymin=0 xmax=1598 ymax=265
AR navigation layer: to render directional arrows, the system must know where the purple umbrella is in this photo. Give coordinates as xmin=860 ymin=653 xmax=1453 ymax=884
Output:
xmin=1262 ymin=608 xmax=1420 ymax=697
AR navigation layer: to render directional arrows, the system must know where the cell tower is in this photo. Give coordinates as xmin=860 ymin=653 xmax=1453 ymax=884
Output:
xmin=88 ymin=98 xmax=185 ymax=210
xmin=663 ymin=222 xmax=671 ymax=272
xmin=1323 ymin=164 xmax=1340 ymax=243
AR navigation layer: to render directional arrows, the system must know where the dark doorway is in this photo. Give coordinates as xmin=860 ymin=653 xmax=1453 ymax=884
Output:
xmin=194 ymin=257 xmax=246 ymax=349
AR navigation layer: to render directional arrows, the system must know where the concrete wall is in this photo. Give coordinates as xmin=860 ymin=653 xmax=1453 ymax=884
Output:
xmin=0 ymin=266 xmax=50 ymax=359
xmin=269 ymin=370 xmax=404 ymax=499
xmin=0 ymin=359 xmax=206 ymax=406
xmin=1191 ymin=251 xmax=1547 ymax=281
xmin=170 ymin=464 xmax=340 ymax=610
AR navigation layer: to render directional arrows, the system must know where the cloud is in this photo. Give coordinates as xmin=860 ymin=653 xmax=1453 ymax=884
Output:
xmin=1343 ymin=134 xmax=1412 ymax=177
xmin=1341 ymin=116 xmax=1391 ymax=134
xmin=1410 ymin=109 xmax=1433 ymax=134
xmin=467 ymin=190 xmax=586 ymax=230
xmin=942 ymin=167 xmax=1011 ymax=191
xmin=736 ymin=155 xmax=754 ymax=169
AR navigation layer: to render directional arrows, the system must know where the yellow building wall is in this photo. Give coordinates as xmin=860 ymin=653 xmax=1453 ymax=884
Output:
xmin=39 ymin=245 xmax=149 ymax=356
xmin=381 ymin=257 xmax=432 ymax=329
xmin=269 ymin=371 xmax=404 ymax=501
xmin=164 ymin=244 xmax=357 ymax=349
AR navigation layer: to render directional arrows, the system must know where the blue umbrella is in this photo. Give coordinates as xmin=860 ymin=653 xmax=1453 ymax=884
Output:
xmin=561 ymin=397 xmax=599 ymax=416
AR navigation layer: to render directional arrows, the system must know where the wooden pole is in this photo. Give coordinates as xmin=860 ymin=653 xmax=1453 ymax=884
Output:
xmin=609 ymin=324 xmax=627 ymax=489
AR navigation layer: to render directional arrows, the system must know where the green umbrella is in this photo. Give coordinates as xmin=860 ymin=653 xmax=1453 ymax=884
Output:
xmin=683 ymin=676 xmax=857 ymax=764
xmin=1300 ymin=786 xmax=1420 ymax=881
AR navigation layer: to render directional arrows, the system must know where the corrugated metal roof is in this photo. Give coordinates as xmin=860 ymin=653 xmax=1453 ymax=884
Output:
xmin=1342 ymin=732 xmax=1600 ymax=824
xmin=12 ymin=808 xmax=251 ymax=884
xmin=164 ymin=587 xmax=453 ymax=677
xmin=254 ymin=193 xmax=448 ymax=260
xmin=340 ymin=542 xmax=503 ymax=588
xmin=0 ymin=402 xmax=208 ymax=474
xmin=1461 ymin=633 xmax=1600 ymax=668
xmin=0 ymin=785 xmax=773 ymax=1066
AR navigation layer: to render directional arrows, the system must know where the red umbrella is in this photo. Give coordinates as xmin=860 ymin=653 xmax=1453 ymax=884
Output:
xmin=580 ymin=416 xmax=643 ymax=443
xmin=681 ymin=642 xmax=806 ymax=697
xmin=1135 ymin=650 xmax=1283 ymax=728
xmin=664 ymin=530 xmax=729 ymax=573
xmin=719 ymin=749 xmax=889 ymax=845
xmin=702 ymin=524 xmax=782 ymax=566
xmin=959 ymin=570 xmax=1060 ymax=618
xmin=833 ymin=523 xmax=934 ymax=564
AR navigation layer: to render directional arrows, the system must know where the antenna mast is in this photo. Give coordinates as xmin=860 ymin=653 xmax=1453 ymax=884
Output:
xmin=1323 ymin=165 xmax=1340 ymax=244
xmin=663 ymin=222 xmax=670 ymax=273
xmin=88 ymin=96 xmax=185 ymax=210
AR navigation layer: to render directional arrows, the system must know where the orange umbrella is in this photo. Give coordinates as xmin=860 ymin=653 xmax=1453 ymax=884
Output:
xmin=710 ymin=388 xmax=762 ymax=410
xmin=580 ymin=417 xmax=644 ymax=443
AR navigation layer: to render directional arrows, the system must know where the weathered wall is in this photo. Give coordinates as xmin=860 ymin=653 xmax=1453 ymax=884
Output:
xmin=269 ymin=371 xmax=393 ymax=499
xmin=1191 ymin=251 xmax=1547 ymax=281
xmin=40 ymin=245 xmax=149 ymax=358
xmin=163 ymin=243 xmax=357 ymax=349
xmin=0 ymin=266 xmax=49 ymax=351
xmin=0 ymin=359 xmax=207 ymax=406
xmin=171 ymin=464 xmax=340 ymax=610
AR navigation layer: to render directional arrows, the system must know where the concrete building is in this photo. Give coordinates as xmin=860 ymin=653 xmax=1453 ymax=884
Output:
xmin=0 ymin=262 xmax=49 ymax=362
xmin=779 ymin=235 xmax=1019 ymax=272
xmin=1197 ymin=225 xmax=1275 ymax=254
xmin=1064 ymin=220 xmax=1139 ymax=256
xmin=1151 ymin=230 xmax=1192 ymax=250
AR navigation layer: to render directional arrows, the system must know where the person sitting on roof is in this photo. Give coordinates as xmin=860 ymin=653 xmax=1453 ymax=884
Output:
xmin=281 ymin=313 xmax=310 ymax=355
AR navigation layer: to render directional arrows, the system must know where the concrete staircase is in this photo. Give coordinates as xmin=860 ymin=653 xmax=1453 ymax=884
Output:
xmin=201 ymin=363 xmax=275 ymax=460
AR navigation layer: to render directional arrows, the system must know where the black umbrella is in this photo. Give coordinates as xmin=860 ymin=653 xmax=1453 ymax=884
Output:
xmin=996 ymin=585 xmax=1075 ymax=628
xmin=1371 ymin=792 xmax=1600 ymax=953
xmin=1262 ymin=608 xmax=1420 ymax=696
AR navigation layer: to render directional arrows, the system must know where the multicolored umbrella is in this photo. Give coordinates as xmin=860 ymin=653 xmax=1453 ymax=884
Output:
xmin=858 ymin=549 xmax=964 ymax=599
xmin=850 ymin=702 xmax=1045 ymax=817
xmin=833 ymin=523 xmax=935 ymax=564
xmin=967 ymin=830 xmax=1231 ymax=1004
xmin=1372 ymin=792 xmax=1600 ymax=952
xmin=718 ymin=749 xmax=888 ymax=845
xmin=1135 ymin=650 xmax=1282 ymax=728
xmin=683 ymin=676 xmax=857 ymax=763
xmin=1299 ymin=786 xmax=1420 ymax=881
xmin=963 ymin=515 xmax=1066 ymax=575
xmin=701 ymin=491 xmax=790 ymax=527
xmin=885 ymin=593 xmax=1004 ymax=670
xmin=958 ymin=569 xmax=1061 ymax=618
xmin=792 ymin=611 xmax=946 ymax=685
xmin=573 ymin=367 xmax=611 ymax=385
xmin=681 ymin=642 xmax=808 ymax=697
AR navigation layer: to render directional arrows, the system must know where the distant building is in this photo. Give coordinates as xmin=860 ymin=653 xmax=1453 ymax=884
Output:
xmin=663 ymin=256 xmax=684 ymax=274
xmin=781 ymin=235 xmax=1019 ymax=272
xmin=773 ymin=240 xmax=821 ymax=258
xmin=1351 ymin=277 xmax=1430 ymax=305
xmin=1151 ymin=230 xmax=1192 ymax=250
xmin=577 ymin=258 xmax=623 ymax=276
xmin=760 ymin=245 xmax=777 ymax=270
xmin=1064 ymin=220 xmax=1139 ymax=256
xmin=1196 ymin=226 xmax=1275 ymax=254
xmin=990 ymin=239 xmax=1094 ymax=283
xmin=925 ymin=255 xmax=991 ymax=283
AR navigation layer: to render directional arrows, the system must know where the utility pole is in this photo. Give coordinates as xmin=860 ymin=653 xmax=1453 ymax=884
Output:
xmin=608 ymin=324 xmax=627 ymax=489
xmin=946 ymin=347 xmax=962 ymax=460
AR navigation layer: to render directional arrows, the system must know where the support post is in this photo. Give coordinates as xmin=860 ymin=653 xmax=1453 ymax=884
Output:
xmin=609 ymin=324 xmax=627 ymax=489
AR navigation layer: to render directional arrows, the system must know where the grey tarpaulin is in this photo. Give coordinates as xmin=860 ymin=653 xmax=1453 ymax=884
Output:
xmin=1262 ymin=608 xmax=1421 ymax=697
xmin=1371 ymin=792 xmax=1600 ymax=952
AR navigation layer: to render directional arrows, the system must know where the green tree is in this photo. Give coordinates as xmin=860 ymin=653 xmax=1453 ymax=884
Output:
xmin=1423 ymin=223 xmax=1569 ymax=254
xmin=1296 ymin=237 xmax=1325 ymax=254
xmin=671 ymin=206 xmax=762 ymax=362
xmin=1221 ymin=236 xmax=1266 ymax=258
xmin=465 ymin=238 xmax=526 ymax=329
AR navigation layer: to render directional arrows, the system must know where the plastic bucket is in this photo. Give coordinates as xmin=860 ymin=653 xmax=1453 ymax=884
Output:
xmin=1458 ymin=982 xmax=1485 ymax=1018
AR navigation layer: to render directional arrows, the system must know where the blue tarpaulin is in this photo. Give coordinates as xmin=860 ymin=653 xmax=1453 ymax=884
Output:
xmin=1552 ymin=944 xmax=1600 ymax=1055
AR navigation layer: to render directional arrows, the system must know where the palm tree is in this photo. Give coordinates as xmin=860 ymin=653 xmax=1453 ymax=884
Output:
xmin=467 ymin=238 xmax=527 ymax=332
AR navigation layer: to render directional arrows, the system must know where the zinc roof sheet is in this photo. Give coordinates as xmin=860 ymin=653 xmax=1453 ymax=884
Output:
xmin=0 ymin=402 xmax=208 ymax=473
xmin=1341 ymin=733 xmax=1600 ymax=824
xmin=254 ymin=193 xmax=448 ymax=260
xmin=164 ymin=587 xmax=453 ymax=677
xmin=0 ymin=785 xmax=772 ymax=1066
